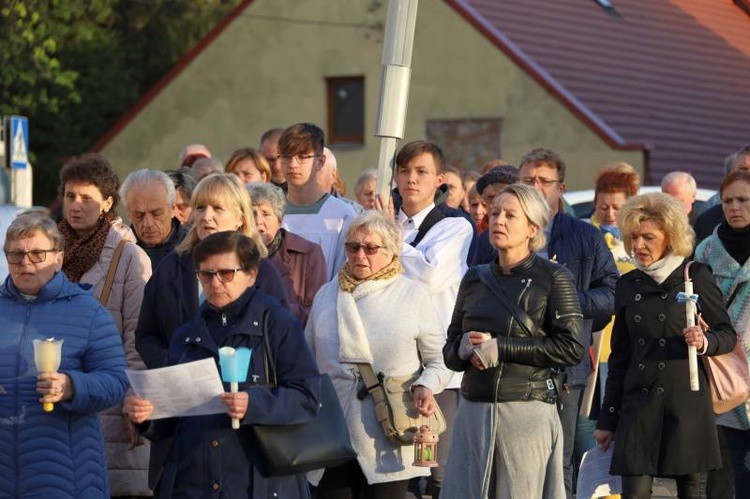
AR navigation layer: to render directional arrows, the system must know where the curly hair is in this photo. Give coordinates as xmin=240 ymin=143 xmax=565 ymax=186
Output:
xmin=59 ymin=153 xmax=120 ymax=209
xmin=618 ymin=192 xmax=695 ymax=257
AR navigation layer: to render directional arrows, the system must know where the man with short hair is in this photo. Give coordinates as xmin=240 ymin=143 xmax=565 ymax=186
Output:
xmin=279 ymin=123 xmax=357 ymax=281
xmin=518 ymin=148 xmax=617 ymax=499
xmin=178 ymin=143 xmax=211 ymax=167
xmin=319 ymin=147 xmax=363 ymax=213
xmin=120 ymin=169 xmax=187 ymax=267
xmin=260 ymin=127 xmax=286 ymax=191
xmin=695 ymin=145 xmax=750 ymax=243
xmin=661 ymin=171 xmax=698 ymax=224
xmin=393 ymin=140 xmax=473 ymax=499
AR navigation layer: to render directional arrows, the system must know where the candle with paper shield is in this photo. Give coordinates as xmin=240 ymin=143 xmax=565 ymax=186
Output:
xmin=32 ymin=338 xmax=64 ymax=412
xmin=218 ymin=346 xmax=252 ymax=429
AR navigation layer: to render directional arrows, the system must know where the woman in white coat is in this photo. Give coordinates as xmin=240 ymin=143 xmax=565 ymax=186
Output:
xmin=305 ymin=211 xmax=452 ymax=499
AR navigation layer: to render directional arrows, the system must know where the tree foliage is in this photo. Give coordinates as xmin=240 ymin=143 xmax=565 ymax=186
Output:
xmin=0 ymin=0 xmax=240 ymax=205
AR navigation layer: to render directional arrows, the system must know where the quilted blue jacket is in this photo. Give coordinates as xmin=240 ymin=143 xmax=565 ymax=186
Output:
xmin=0 ymin=272 xmax=129 ymax=498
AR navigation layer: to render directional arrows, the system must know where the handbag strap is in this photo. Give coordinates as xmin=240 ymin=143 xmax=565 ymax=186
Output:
xmin=99 ymin=239 xmax=127 ymax=305
xmin=260 ymin=309 xmax=277 ymax=388
xmin=476 ymin=264 xmax=536 ymax=337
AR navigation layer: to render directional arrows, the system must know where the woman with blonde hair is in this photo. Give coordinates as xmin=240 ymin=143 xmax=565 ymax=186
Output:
xmin=594 ymin=192 xmax=736 ymax=499
xmin=443 ymin=183 xmax=585 ymax=498
xmin=136 ymin=173 xmax=287 ymax=371
xmin=225 ymin=148 xmax=272 ymax=184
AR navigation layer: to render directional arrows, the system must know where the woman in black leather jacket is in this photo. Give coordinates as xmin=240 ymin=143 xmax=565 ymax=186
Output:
xmin=442 ymin=183 xmax=584 ymax=499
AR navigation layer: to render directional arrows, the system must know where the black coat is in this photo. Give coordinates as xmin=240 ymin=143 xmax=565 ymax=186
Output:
xmin=443 ymin=255 xmax=585 ymax=403
xmin=597 ymin=260 xmax=736 ymax=476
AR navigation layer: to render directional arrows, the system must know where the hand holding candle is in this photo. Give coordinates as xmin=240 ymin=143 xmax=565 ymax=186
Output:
xmin=218 ymin=347 xmax=252 ymax=429
xmin=677 ymin=283 xmax=700 ymax=391
xmin=32 ymin=338 xmax=65 ymax=411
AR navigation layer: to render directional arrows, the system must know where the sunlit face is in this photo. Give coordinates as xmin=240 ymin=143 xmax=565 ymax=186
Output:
xmin=662 ymin=181 xmax=695 ymax=214
xmin=63 ymin=182 xmax=113 ymax=235
xmin=630 ymin=220 xmax=670 ymax=266
xmin=173 ymin=189 xmax=192 ymax=225
xmin=595 ymin=191 xmax=627 ymax=227
xmin=519 ymin=163 xmax=564 ymax=214
xmin=722 ymin=180 xmax=750 ymax=230
xmin=197 ymin=252 xmax=257 ymax=309
xmin=468 ymin=190 xmax=486 ymax=226
xmin=281 ymin=149 xmax=322 ymax=188
xmin=6 ymin=231 xmax=64 ymax=295
xmin=252 ymin=202 xmax=281 ymax=246
xmin=396 ymin=153 xmax=444 ymax=215
xmin=443 ymin=172 xmax=465 ymax=210
xmin=462 ymin=180 xmax=476 ymax=212
xmin=127 ymin=184 xmax=174 ymax=248
xmin=356 ymin=179 xmax=376 ymax=210
xmin=344 ymin=229 xmax=394 ymax=280
xmin=232 ymin=158 xmax=267 ymax=184
xmin=261 ymin=140 xmax=284 ymax=184
xmin=488 ymin=193 xmax=538 ymax=253
xmin=193 ymin=197 xmax=243 ymax=241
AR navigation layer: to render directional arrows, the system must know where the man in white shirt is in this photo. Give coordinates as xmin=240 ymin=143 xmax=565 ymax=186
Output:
xmin=394 ymin=140 xmax=473 ymax=499
xmin=279 ymin=123 xmax=357 ymax=281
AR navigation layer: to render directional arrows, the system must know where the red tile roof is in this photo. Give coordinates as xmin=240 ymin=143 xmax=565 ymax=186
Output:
xmin=451 ymin=0 xmax=750 ymax=188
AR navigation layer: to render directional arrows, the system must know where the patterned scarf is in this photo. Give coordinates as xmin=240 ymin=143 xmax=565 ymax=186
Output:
xmin=58 ymin=211 xmax=118 ymax=282
xmin=338 ymin=256 xmax=403 ymax=293
xmin=266 ymin=229 xmax=284 ymax=258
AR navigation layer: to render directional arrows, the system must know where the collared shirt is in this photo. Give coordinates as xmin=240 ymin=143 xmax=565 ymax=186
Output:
xmin=397 ymin=203 xmax=436 ymax=244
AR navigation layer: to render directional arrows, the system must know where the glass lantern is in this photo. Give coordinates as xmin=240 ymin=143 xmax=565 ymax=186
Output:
xmin=413 ymin=425 xmax=439 ymax=467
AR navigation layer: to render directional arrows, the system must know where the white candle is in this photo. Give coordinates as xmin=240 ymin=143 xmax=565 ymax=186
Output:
xmin=684 ymin=280 xmax=699 ymax=391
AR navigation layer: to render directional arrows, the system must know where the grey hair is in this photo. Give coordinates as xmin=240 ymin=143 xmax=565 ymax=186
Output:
xmin=246 ymin=182 xmax=286 ymax=221
xmin=4 ymin=214 xmax=64 ymax=252
xmin=344 ymin=210 xmax=403 ymax=257
xmin=354 ymin=168 xmax=377 ymax=197
xmin=661 ymin=171 xmax=696 ymax=195
xmin=492 ymin=183 xmax=550 ymax=252
xmin=119 ymin=169 xmax=177 ymax=208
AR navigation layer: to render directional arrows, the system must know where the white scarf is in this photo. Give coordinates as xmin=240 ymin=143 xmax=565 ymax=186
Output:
xmin=336 ymin=276 xmax=399 ymax=364
xmin=635 ymin=252 xmax=685 ymax=284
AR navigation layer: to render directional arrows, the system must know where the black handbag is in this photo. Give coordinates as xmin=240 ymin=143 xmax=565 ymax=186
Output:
xmin=251 ymin=311 xmax=357 ymax=477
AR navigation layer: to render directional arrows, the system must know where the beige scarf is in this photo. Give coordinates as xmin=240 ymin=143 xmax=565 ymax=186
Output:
xmin=337 ymin=256 xmax=403 ymax=293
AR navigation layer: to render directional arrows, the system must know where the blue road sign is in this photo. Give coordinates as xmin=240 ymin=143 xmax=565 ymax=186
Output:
xmin=9 ymin=116 xmax=29 ymax=169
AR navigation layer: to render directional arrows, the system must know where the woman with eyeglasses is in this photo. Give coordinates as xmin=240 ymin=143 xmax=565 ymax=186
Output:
xmin=305 ymin=211 xmax=452 ymax=498
xmin=1 ymin=214 xmax=129 ymax=498
xmin=125 ymin=231 xmax=320 ymax=498
xmin=57 ymin=152 xmax=153 ymax=497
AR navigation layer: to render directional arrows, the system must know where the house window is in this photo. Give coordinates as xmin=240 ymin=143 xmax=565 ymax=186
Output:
xmin=326 ymin=76 xmax=364 ymax=145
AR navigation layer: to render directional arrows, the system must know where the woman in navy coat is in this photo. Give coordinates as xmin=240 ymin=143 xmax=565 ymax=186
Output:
xmin=125 ymin=231 xmax=320 ymax=498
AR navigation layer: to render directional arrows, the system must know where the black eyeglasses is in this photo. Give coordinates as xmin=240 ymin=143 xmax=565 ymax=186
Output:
xmin=195 ymin=268 xmax=244 ymax=284
xmin=280 ymin=154 xmax=318 ymax=164
xmin=5 ymin=249 xmax=58 ymax=264
xmin=344 ymin=243 xmax=384 ymax=255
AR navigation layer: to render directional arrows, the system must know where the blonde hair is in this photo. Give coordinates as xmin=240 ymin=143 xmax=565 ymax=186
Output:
xmin=491 ymin=183 xmax=549 ymax=252
xmin=225 ymin=148 xmax=271 ymax=183
xmin=176 ymin=173 xmax=267 ymax=257
xmin=344 ymin=211 xmax=403 ymax=257
xmin=618 ymin=192 xmax=694 ymax=257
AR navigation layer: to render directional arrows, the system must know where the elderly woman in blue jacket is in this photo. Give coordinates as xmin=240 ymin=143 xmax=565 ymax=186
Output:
xmin=125 ymin=231 xmax=320 ymax=499
xmin=0 ymin=214 xmax=129 ymax=498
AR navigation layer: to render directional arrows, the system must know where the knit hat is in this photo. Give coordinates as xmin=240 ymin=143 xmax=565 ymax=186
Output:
xmin=476 ymin=165 xmax=519 ymax=195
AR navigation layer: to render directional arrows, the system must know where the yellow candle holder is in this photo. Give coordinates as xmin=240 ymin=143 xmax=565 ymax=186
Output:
xmin=32 ymin=338 xmax=64 ymax=412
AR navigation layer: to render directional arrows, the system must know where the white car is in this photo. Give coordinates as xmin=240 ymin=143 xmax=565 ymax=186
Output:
xmin=564 ymin=186 xmax=716 ymax=219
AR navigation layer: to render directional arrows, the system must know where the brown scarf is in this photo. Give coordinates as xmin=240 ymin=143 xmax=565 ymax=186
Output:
xmin=337 ymin=255 xmax=403 ymax=293
xmin=59 ymin=211 xmax=118 ymax=282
